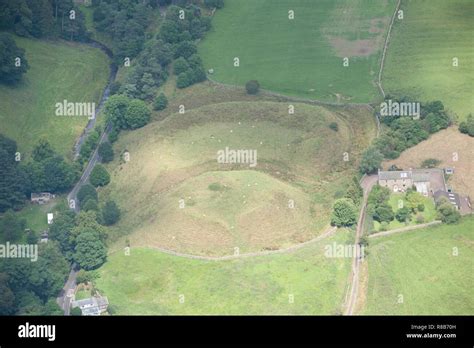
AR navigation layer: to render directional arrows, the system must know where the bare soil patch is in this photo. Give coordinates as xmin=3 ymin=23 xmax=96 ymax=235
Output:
xmin=328 ymin=37 xmax=378 ymax=58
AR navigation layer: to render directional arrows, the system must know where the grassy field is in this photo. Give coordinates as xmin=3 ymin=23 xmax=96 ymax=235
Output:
xmin=364 ymin=216 xmax=474 ymax=314
xmin=199 ymin=0 xmax=396 ymax=103
xmin=96 ymin=229 xmax=353 ymax=315
xmin=0 ymin=36 xmax=110 ymax=159
xmin=101 ymin=100 xmax=374 ymax=256
xmin=383 ymin=0 xmax=474 ymax=121
xmin=373 ymin=193 xmax=436 ymax=232
xmin=13 ymin=199 xmax=60 ymax=233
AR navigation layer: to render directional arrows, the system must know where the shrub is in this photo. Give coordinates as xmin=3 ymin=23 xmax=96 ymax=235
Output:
xmin=205 ymin=0 xmax=224 ymax=8
xmin=98 ymin=142 xmax=114 ymax=163
xmin=76 ymin=270 xmax=99 ymax=284
xmin=421 ymin=158 xmax=441 ymax=168
xmin=82 ymin=199 xmax=99 ymax=212
xmin=379 ymin=221 xmax=389 ymax=231
xmin=153 ymin=93 xmax=168 ymax=111
xmin=89 ymin=165 xmax=110 ymax=187
xmin=71 ymin=307 xmax=82 ymax=316
xmin=329 ymin=122 xmax=339 ymax=131
xmin=245 ymin=80 xmax=260 ymax=95
xmin=415 ymin=213 xmax=425 ymax=224
xmin=373 ymin=203 xmax=394 ymax=223
xmin=109 ymin=81 xmax=121 ymax=95
xmin=108 ymin=128 xmax=119 ymax=143
xmin=436 ymin=198 xmax=461 ymax=224
xmin=395 ymin=207 xmax=411 ymax=223
xmin=458 ymin=114 xmax=474 ymax=137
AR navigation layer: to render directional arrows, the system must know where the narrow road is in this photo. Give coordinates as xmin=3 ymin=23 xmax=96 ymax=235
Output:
xmin=56 ymin=265 xmax=78 ymax=315
xmin=67 ymin=122 xmax=113 ymax=212
xmin=58 ymin=39 xmax=116 ymax=314
xmin=344 ymin=174 xmax=377 ymax=315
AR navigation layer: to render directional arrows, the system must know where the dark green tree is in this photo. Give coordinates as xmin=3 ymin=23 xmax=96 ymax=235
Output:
xmin=359 ymin=147 xmax=383 ymax=174
xmin=245 ymin=80 xmax=260 ymax=95
xmin=77 ymin=184 xmax=97 ymax=205
xmin=102 ymin=200 xmax=120 ymax=226
xmin=395 ymin=207 xmax=412 ymax=223
xmin=125 ymin=99 xmax=151 ymax=129
xmin=0 ymin=135 xmax=26 ymax=212
xmin=104 ymin=95 xmax=131 ymax=130
xmin=28 ymin=242 xmax=69 ymax=300
xmin=0 ymin=273 xmax=15 ymax=315
xmin=0 ymin=210 xmax=26 ymax=242
xmin=154 ymin=93 xmax=168 ymax=111
xmin=74 ymin=231 xmax=107 ymax=270
xmin=0 ymin=33 xmax=29 ymax=84
xmin=49 ymin=211 xmax=76 ymax=261
xmin=436 ymin=198 xmax=461 ymax=224
xmin=98 ymin=142 xmax=114 ymax=163
xmin=331 ymin=198 xmax=358 ymax=227
xmin=373 ymin=203 xmax=395 ymax=223
xmin=89 ymin=165 xmax=110 ymax=187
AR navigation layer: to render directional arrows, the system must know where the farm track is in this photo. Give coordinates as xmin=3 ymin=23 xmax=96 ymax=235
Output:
xmin=368 ymin=221 xmax=442 ymax=238
xmin=344 ymin=175 xmax=378 ymax=315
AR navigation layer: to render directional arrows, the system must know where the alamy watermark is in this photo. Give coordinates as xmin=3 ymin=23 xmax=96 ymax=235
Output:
xmin=380 ymin=99 xmax=420 ymax=119
xmin=0 ymin=242 xmax=38 ymax=262
xmin=55 ymin=99 xmax=96 ymax=119
xmin=217 ymin=147 xmax=257 ymax=168
xmin=324 ymin=242 xmax=365 ymax=259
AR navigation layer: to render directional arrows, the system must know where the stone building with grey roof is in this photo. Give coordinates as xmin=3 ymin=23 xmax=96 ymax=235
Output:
xmin=378 ymin=169 xmax=432 ymax=195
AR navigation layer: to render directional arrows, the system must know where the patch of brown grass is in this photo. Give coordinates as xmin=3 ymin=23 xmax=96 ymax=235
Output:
xmin=384 ymin=127 xmax=474 ymax=199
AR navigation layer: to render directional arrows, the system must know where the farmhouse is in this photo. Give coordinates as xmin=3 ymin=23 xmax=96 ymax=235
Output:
xmin=72 ymin=296 xmax=109 ymax=316
xmin=378 ymin=169 xmax=431 ymax=195
xmin=31 ymin=192 xmax=55 ymax=204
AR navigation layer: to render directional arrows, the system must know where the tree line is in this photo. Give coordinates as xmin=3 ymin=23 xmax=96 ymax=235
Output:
xmin=0 ymin=0 xmax=89 ymax=42
xmin=359 ymin=99 xmax=452 ymax=174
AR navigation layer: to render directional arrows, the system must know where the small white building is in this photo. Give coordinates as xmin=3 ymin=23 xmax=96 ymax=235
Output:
xmin=72 ymin=296 xmax=109 ymax=316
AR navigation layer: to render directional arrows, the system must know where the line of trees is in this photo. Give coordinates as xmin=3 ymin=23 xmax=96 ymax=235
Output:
xmin=0 ymin=0 xmax=89 ymax=42
xmin=0 ymin=33 xmax=29 ymax=85
xmin=0 ymin=135 xmax=79 ymax=213
xmin=459 ymin=114 xmax=474 ymax=137
xmin=330 ymin=177 xmax=362 ymax=227
xmin=359 ymin=99 xmax=452 ymax=174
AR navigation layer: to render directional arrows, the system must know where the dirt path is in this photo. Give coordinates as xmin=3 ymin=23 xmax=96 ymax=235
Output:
xmin=110 ymin=226 xmax=337 ymax=261
xmin=377 ymin=0 xmax=402 ymax=98
xmin=344 ymin=174 xmax=378 ymax=315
